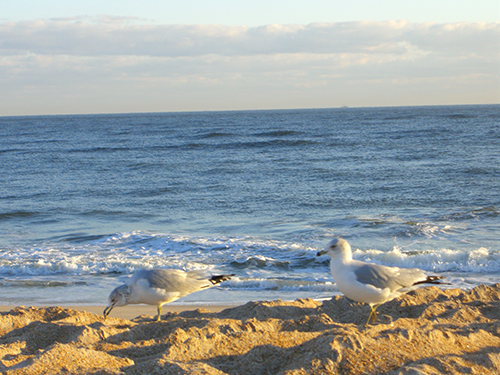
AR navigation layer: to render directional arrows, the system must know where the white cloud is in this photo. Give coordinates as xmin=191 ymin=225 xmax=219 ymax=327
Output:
xmin=0 ymin=19 xmax=498 ymax=115
xmin=1 ymin=20 xmax=497 ymax=57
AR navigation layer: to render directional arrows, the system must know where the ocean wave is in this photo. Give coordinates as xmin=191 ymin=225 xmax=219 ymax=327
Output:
xmin=197 ymin=131 xmax=235 ymax=139
xmin=1 ymin=231 xmax=499 ymax=279
xmin=354 ymin=214 xmax=464 ymax=231
xmin=0 ymin=211 xmax=40 ymax=220
xmin=222 ymin=139 xmax=317 ymax=149
xmin=222 ymin=277 xmax=337 ymax=292
xmin=438 ymin=207 xmax=499 ymax=221
xmin=353 ymin=246 xmax=500 ymax=273
xmin=230 ymin=256 xmax=291 ymax=270
xmin=0 ymin=279 xmax=87 ymax=287
xmin=253 ymin=130 xmax=303 ymax=137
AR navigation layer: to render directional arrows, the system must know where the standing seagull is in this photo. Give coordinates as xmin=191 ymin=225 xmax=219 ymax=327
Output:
xmin=103 ymin=269 xmax=234 ymax=321
xmin=317 ymin=238 xmax=448 ymax=327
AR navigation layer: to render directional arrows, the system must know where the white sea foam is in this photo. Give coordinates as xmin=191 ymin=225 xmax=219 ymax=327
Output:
xmin=352 ymin=246 xmax=499 ymax=273
xmin=1 ymin=232 xmax=499 ymax=278
xmin=0 ymin=231 xmax=498 ymax=307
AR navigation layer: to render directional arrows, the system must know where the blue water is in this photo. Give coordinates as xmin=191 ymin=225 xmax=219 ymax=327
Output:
xmin=0 ymin=105 xmax=499 ymax=306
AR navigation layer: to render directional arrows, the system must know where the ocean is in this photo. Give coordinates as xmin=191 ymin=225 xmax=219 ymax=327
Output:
xmin=0 ymin=105 xmax=499 ymax=306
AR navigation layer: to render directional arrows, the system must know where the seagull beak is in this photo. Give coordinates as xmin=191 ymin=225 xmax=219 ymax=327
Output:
xmin=317 ymin=250 xmax=328 ymax=256
xmin=103 ymin=305 xmax=114 ymax=319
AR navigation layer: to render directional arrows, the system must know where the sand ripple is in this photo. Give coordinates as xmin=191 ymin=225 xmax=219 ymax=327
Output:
xmin=1 ymin=284 xmax=500 ymax=374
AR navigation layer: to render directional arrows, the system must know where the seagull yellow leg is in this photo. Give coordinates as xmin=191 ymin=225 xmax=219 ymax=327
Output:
xmin=365 ymin=304 xmax=380 ymax=327
xmin=156 ymin=305 xmax=162 ymax=322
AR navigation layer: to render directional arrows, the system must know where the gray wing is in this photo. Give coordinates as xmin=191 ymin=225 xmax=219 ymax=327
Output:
xmin=134 ymin=269 xmax=212 ymax=297
xmin=354 ymin=263 xmax=426 ymax=291
xmin=147 ymin=269 xmax=207 ymax=288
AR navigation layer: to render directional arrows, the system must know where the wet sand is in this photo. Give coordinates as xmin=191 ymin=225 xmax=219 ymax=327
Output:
xmin=1 ymin=284 xmax=500 ymax=374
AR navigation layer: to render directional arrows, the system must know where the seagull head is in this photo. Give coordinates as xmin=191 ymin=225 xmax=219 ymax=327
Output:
xmin=316 ymin=238 xmax=352 ymax=259
xmin=103 ymin=284 xmax=130 ymax=319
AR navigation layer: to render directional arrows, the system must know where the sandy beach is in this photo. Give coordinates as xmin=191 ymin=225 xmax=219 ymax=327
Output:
xmin=0 ymin=304 xmax=237 ymax=322
xmin=1 ymin=284 xmax=500 ymax=374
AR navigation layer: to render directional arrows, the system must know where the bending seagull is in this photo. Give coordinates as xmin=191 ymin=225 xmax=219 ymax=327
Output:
xmin=103 ymin=269 xmax=234 ymax=321
xmin=317 ymin=238 xmax=448 ymax=327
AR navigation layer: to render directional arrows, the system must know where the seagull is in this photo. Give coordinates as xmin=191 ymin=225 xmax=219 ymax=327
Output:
xmin=317 ymin=238 xmax=448 ymax=327
xmin=103 ymin=269 xmax=234 ymax=321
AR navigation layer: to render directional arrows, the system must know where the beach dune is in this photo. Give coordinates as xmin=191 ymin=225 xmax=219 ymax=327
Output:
xmin=1 ymin=284 xmax=500 ymax=374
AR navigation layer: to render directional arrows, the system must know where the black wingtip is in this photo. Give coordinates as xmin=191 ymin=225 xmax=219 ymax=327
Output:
xmin=209 ymin=274 xmax=235 ymax=285
xmin=413 ymin=275 xmax=451 ymax=286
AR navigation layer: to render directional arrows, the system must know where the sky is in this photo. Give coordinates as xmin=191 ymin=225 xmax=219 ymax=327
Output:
xmin=1 ymin=1 xmax=499 ymax=116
